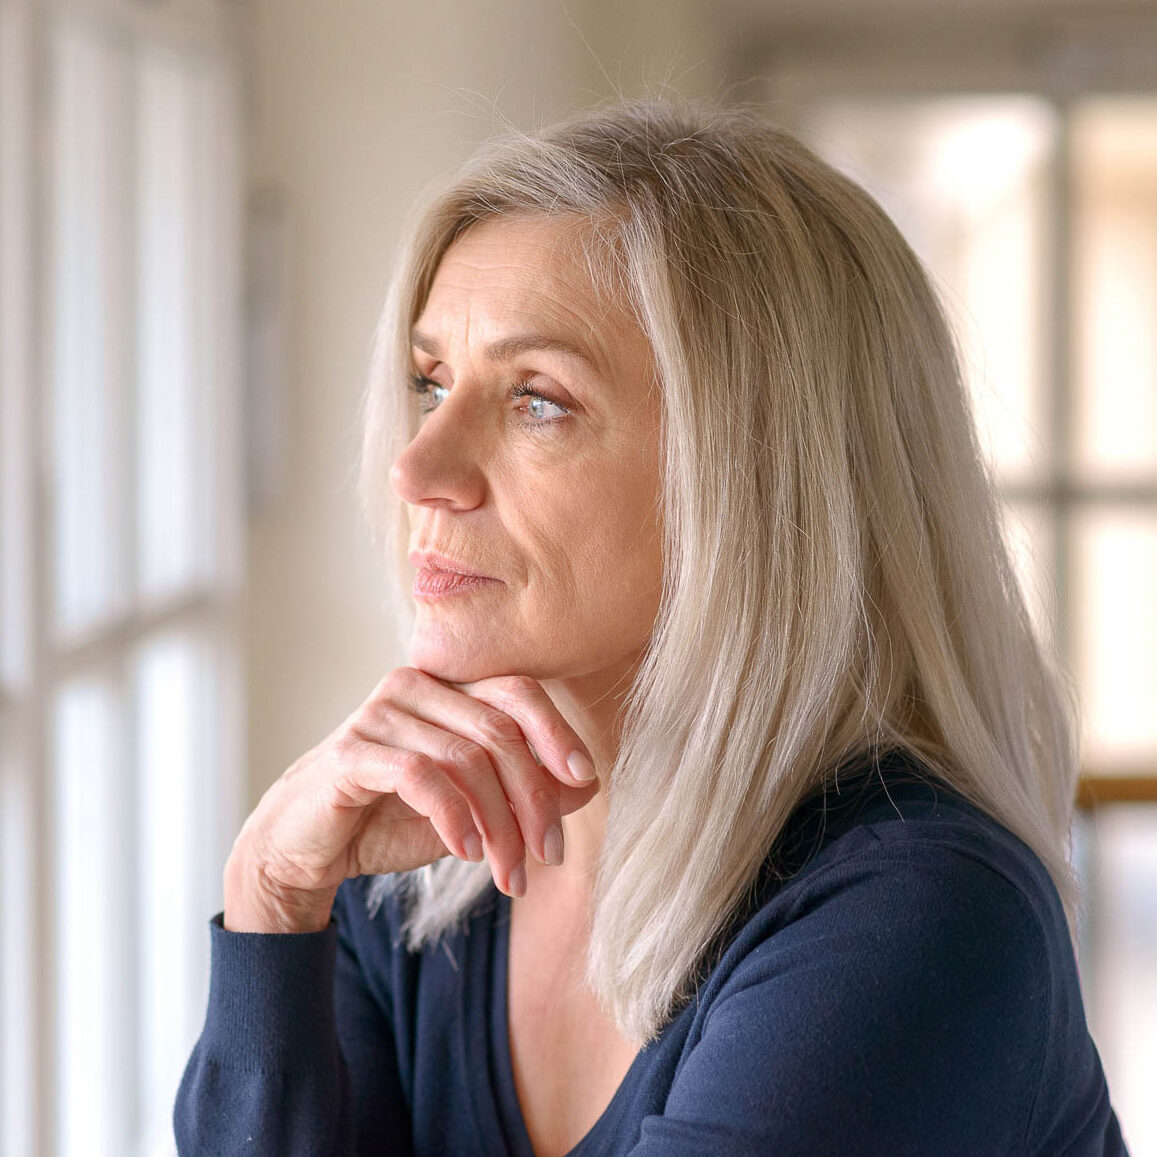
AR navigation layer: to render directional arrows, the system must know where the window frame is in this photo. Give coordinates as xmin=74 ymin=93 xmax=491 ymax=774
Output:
xmin=738 ymin=18 xmax=1157 ymax=808
xmin=0 ymin=1 xmax=247 ymax=1153
xmin=742 ymin=32 xmax=1157 ymax=1144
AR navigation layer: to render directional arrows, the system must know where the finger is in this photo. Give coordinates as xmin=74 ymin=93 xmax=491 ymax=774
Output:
xmin=334 ymin=738 xmax=485 ymax=867
xmin=442 ymin=707 xmax=563 ymax=871
xmin=384 ymin=668 xmax=596 ymax=788
xmin=352 ymin=708 xmax=535 ymax=887
xmin=352 ymin=804 xmax=458 ymax=878
xmin=364 ymin=671 xmax=564 ymax=871
xmin=459 ymin=674 xmax=599 ymax=787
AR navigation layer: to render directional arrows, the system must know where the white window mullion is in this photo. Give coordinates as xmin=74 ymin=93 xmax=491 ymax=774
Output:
xmin=0 ymin=713 xmax=37 ymax=1157
xmin=52 ymin=670 xmax=135 ymax=1157
xmin=133 ymin=40 xmax=246 ymax=1154
xmin=196 ymin=52 xmax=246 ymax=593
xmin=2 ymin=1 xmax=48 ymax=1155
xmin=136 ymin=46 xmax=198 ymax=606
xmin=0 ymin=0 xmax=33 ymax=691
xmin=47 ymin=17 xmax=139 ymax=1157
xmin=50 ymin=22 xmax=134 ymax=644
xmin=5 ymin=2 xmax=245 ymax=1154
xmin=135 ymin=630 xmax=215 ymax=1156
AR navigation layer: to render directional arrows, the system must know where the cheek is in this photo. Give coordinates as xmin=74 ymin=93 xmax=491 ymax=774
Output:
xmin=496 ymin=431 xmax=663 ymax=608
xmin=560 ymin=463 xmax=664 ymax=601
xmin=601 ymin=446 xmax=663 ymax=560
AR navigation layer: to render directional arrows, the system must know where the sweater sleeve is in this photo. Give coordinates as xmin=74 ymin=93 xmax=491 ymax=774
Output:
xmin=173 ymin=895 xmax=413 ymax=1156
xmin=332 ymin=885 xmax=415 ymax=1154
xmin=627 ymin=843 xmax=1084 ymax=1157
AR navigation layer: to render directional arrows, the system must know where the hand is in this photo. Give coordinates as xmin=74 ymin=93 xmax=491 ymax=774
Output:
xmin=223 ymin=668 xmax=600 ymax=933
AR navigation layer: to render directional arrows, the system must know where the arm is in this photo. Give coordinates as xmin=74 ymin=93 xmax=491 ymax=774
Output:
xmin=173 ymin=915 xmax=357 ymax=1156
xmin=175 ymin=668 xmax=597 ymax=1153
xmin=332 ymin=883 xmax=414 ymax=1153
xmin=173 ymin=884 xmax=412 ymax=1157
xmin=629 ymin=847 xmax=1054 ymax=1156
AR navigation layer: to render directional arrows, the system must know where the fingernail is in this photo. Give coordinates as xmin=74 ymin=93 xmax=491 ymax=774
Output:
xmin=508 ymin=861 xmax=527 ymax=898
xmin=463 ymin=832 xmax=484 ymax=862
xmin=566 ymin=751 xmax=597 ymax=783
xmin=543 ymin=823 xmax=564 ymax=866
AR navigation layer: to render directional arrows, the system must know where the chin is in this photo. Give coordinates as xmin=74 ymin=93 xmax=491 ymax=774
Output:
xmin=407 ymin=626 xmax=522 ymax=684
xmin=407 ymin=650 xmax=497 ymax=684
xmin=407 ymin=628 xmax=580 ymax=686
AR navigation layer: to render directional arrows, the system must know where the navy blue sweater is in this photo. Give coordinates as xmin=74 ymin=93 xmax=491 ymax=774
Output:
xmin=174 ymin=761 xmax=1128 ymax=1155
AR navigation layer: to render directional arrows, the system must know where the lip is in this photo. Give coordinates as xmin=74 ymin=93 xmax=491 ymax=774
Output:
xmin=412 ymin=570 xmax=500 ymax=600
xmin=408 ymin=549 xmax=496 ymax=580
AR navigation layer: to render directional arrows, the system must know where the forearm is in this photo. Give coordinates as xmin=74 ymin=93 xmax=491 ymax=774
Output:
xmin=174 ymin=916 xmax=353 ymax=1156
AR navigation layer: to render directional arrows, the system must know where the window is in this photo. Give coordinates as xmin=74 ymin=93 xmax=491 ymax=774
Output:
xmin=0 ymin=1 xmax=245 ymax=1153
xmin=785 ymin=91 xmax=1157 ymax=1153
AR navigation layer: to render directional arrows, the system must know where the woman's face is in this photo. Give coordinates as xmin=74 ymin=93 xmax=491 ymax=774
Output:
xmin=389 ymin=214 xmax=664 ymax=689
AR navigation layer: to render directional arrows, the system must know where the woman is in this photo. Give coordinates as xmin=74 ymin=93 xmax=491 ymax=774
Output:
xmin=175 ymin=99 xmax=1127 ymax=1155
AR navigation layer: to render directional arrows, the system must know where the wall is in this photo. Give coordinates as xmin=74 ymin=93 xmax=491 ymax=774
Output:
xmin=241 ymin=0 xmax=726 ymax=803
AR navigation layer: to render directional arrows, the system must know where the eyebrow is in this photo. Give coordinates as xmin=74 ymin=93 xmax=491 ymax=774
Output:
xmin=410 ymin=328 xmax=603 ymax=374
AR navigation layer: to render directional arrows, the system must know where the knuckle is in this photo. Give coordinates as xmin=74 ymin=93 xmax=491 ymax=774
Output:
xmin=475 ymin=799 xmax=520 ymax=844
xmin=495 ymin=673 xmax=539 ymax=702
xmin=329 ymin=731 xmax=360 ymax=764
xmin=327 ymin=771 xmax=369 ymax=809
xmin=436 ymin=792 xmax=473 ymax=829
xmin=371 ymin=698 xmax=402 ymax=727
xmin=474 ymin=707 xmax=524 ymax=748
xmin=392 ymin=748 xmax=436 ymax=786
xmin=521 ymin=781 xmax=559 ymax=818
xmin=373 ymin=666 xmax=419 ymax=701
xmin=350 ymin=700 xmax=382 ymax=732
xmin=442 ymin=735 xmax=491 ymax=773
xmin=355 ymin=698 xmax=405 ymax=741
xmin=370 ymin=669 xmax=400 ymax=700
xmin=533 ymin=717 xmax=570 ymax=753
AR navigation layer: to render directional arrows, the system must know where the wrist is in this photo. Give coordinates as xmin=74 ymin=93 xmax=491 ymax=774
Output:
xmin=223 ymin=848 xmax=336 ymax=934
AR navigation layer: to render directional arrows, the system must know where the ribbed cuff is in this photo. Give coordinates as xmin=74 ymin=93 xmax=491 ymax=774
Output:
xmin=203 ymin=912 xmax=341 ymax=1070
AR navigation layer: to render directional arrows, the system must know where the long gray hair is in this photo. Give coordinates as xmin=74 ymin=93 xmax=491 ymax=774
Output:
xmin=358 ymin=98 xmax=1078 ymax=1045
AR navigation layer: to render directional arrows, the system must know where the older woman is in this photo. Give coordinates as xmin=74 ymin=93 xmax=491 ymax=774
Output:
xmin=175 ymin=100 xmax=1127 ymax=1155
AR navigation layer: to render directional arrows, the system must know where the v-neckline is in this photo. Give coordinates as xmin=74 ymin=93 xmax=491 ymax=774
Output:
xmin=489 ymin=891 xmax=650 ymax=1157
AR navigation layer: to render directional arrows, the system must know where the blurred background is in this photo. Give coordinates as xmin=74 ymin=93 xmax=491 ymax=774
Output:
xmin=1 ymin=0 xmax=1155 ymax=1153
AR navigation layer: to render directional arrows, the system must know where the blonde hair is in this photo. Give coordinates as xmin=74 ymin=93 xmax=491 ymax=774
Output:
xmin=358 ymin=98 xmax=1078 ymax=1045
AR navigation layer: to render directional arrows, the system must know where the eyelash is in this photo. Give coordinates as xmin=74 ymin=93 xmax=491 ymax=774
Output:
xmin=407 ymin=373 xmax=571 ymax=427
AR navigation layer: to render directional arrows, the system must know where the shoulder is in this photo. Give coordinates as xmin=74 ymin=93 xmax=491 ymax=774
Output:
xmin=670 ymin=757 xmax=1115 ymax=1154
xmin=715 ymin=758 xmax=1069 ymax=1003
xmin=753 ymin=752 xmax=1068 ymax=934
xmin=709 ymin=774 xmax=1060 ymax=1013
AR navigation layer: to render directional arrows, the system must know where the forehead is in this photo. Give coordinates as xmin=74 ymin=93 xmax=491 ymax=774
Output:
xmin=413 ymin=215 xmax=639 ymax=371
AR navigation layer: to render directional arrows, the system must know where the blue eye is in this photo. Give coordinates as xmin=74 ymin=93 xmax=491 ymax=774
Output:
xmin=408 ymin=373 xmax=448 ymax=414
xmin=407 ymin=373 xmax=571 ymax=428
xmin=511 ymin=382 xmax=570 ymax=424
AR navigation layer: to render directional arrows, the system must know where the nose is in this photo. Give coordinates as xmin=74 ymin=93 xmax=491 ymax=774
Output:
xmin=388 ymin=394 xmax=488 ymax=511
